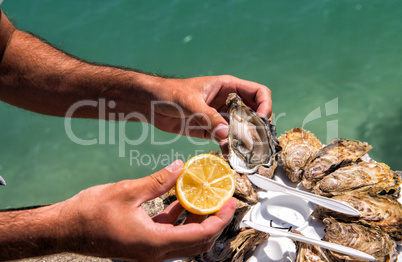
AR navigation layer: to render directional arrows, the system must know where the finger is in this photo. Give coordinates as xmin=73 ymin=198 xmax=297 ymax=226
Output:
xmin=135 ymin=160 xmax=183 ymax=204
xmin=184 ymin=213 xmax=208 ymax=224
xmin=187 ymin=99 xmax=229 ymax=141
xmin=160 ymin=198 xmax=236 ymax=244
xmin=254 ymin=87 xmax=272 ymax=120
xmin=152 ymin=201 xmax=185 ymax=224
xmin=218 ymin=138 xmax=229 ymax=159
xmin=220 ymin=76 xmax=272 ymax=119
xmin=155 ymin=198 xmax=237 ymax=259
xmin=152 ymin=113 xmax=214 ymax=140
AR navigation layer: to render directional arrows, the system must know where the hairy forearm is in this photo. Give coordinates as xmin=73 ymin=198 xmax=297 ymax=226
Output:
xmin=0 ymin=29 xmax=168 ymax=121
xmin=0 ymin=203 xmax=77 ymax=261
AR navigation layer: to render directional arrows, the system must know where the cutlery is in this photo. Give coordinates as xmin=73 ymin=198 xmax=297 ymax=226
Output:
xmin=248 ymin=174 xmax=360 ymax=216
xmin=243 ymin=220 xmax=375 ymax=261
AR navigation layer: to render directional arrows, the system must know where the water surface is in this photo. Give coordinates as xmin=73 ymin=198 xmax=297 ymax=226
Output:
xmin=1 ymin=0 xmax=401 ymax=208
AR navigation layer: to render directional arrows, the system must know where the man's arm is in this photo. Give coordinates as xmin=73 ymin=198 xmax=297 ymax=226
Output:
xmin=0 ymin=161 xmax=236 ymax=261
xmin=0 ymin=204 xmax=75 ymax=259
xmin=0 ymin=11 xmax=272 ymax=140
xmin=0 ymin=27 xmax=165 ymax=122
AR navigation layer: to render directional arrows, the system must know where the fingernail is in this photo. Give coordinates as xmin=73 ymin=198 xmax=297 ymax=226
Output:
xmin=214 ymin=124 xmax=229 ymax=140
xmin=166 ymin=159 xmax=183 ymax=172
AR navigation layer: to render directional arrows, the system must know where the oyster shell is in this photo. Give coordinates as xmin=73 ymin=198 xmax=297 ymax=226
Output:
xmin=226 ymin=93 xmax=280 ymax=174
xmin=302 ymin=138 xmax=372 ymax=189
xmin=233 ymin=171 xmax=259 ymax=204
xmin=313 ymin=193 xmax=402 ymax=241
xmin=189 ymin=204 xmax=269 ymax=262
xmin=313 ymin=161 xmax=401 ymax=198
xmin=257 ymin=159 xmax=277 ymax=179
xmin=322 ymin=217 xmax=398 ymax=262
xmin=278 ymin=127 xmax=323 ymax=183
xmin=291 ymin=229 xmax=330 ymax=262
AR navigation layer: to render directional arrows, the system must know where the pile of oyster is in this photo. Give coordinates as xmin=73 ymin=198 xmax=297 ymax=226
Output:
xmin=278 ymin=127 xmax=401 ymax=261
xmin=223 ymin=93 xmax=400 ymax=261
xmin=166 ymin=93 xmax=401 ymax=261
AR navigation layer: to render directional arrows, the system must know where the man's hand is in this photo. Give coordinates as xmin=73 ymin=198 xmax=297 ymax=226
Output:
xmin=59 ymin=160 xmax=236 ymax=261
xmin=0 ymin=160 xmax=236 ymax=261
xmin=0 ymin=22 xmax=272 ymax=146
xmin=152 ymin=76 xmax=272 ymax=142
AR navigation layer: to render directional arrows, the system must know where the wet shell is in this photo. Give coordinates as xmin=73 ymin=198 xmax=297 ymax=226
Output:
xmin=291 ymin=229 xmax=330 ymax=262
xmin=313 ymin=161 xmax=401 ymax=198
xmin=278 ymin=127 xmax=323 ymax=183
xmin=226 ymin=93 xmax=280 ymax=174
xmin=322 ymin=218 xmax=398 ymax=262
xmin=189 ymin=204 xmax=269 ymax=262
xmin=233 ymin=171 xmax=259 ymax=204
xmin=313 ymin=193 xmax=402 ymax=241
xmin=302 ymin=138 xmax=372 ymax=189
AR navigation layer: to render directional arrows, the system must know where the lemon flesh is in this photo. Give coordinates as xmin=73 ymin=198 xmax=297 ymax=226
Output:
xmin=176 ymin=154 xmax=235 ymax=215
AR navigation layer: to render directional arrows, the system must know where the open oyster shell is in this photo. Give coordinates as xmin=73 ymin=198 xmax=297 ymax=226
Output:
xmin=322 ymin=217 xmax=398 ymax=262
xmin=226 ymin=93 xmax=280 ymax=174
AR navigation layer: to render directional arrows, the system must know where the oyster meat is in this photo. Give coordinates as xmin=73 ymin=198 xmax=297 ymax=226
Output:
xmin=226 ymin=93 xmax=280 ymax=174
xmin=278 ymin=127 xmax=323 ymax=183
xmin=322 ymin=217 xmax=398 ymax=262
xmin=313 ymin=193 xmax=402 ymax=241
xmin=302 ymin=138 xmax=372 ymax=189
xmin=313 ymin=161 xmax=401 ymax=198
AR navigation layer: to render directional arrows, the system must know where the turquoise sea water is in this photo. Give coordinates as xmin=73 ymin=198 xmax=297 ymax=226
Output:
xmin=0 ymin=0 xmax=401 ymax=208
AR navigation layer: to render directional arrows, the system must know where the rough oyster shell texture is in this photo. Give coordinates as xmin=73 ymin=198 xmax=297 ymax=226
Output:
xmin=313 ymin=161 xmax=401 ymax=198
xmin=313 ymin=193 xmax=402 ymax=241
xmin=322 ymin=218 xmax=398 ymax=262
xmin=302 ymin=138 xmax=372 ymax=189
xmin=274 ymin=127 xmax=401 ymax=261
xmin=278 ymin=127 xmax=323 ymax=183
xmin=291 ymin=229 xmax=330 ymax=262
xmin=188 ymin=204 xmax=269 ymax=262
xmin=226 ymin=93 xmax=280 ymax=174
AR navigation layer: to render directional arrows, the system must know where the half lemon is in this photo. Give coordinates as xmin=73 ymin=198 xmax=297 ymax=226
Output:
xmin=176 ymin=154 xmax=235 ymax=215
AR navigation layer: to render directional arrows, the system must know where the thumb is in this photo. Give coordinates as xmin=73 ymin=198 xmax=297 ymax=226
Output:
xmin=191 ymin=101 xmax=229 ymax=141
xmin=137 ymin=160 xmax=183 ymax=204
